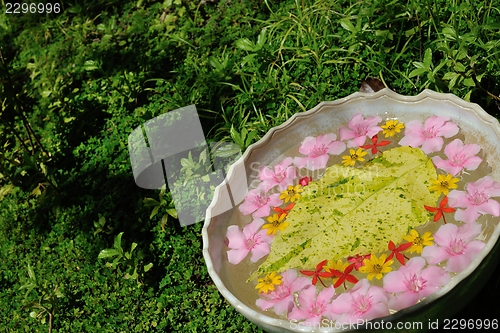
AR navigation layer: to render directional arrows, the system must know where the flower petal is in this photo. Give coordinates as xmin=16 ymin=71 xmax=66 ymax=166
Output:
xmin=421 ymin=137 xmax=444 ymax=154
xmin=298 ymin=136 xmax=319 ymax=155
xmin=398 ymin=133 xmax=425 ymax=149
xmin=388 ymin=292 xmax=419 ymax=311
xmin=297 ymin=285 xmax=318 ymax=311
xmin=242 ymin=218 xmax=265 ymax=238
xmin=226 ymin=225 xmax=246 ymax=249
xmin=273 ymin=296 xmax=295 ymax=315
xmin=327 ymin=140 xmax=347 ymax=155
xmin=227 ymin=247 xmax=249 ymax=264
xmin=454 ymin=207 xmax=481 ymax=223
xmin=249 ymin=242 xmax=271 ymax=262
xmin=422 ymin=245 xmax=451 ymax=265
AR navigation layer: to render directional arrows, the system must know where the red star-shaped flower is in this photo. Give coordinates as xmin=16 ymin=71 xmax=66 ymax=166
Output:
xmin=272 ymin=202 xmax=295 ymax=217
xmin=424 ymin=196 xmax=456 ymax=224
xmin=386 ymin=240 xmax=412 ymax=265
xmin=300 ymin=259 xmax=333 ymax=287
xmin=360 ymin=134 xmax=391 ymax=154
xmin=328 ymin=263 xmax=359 ymax=289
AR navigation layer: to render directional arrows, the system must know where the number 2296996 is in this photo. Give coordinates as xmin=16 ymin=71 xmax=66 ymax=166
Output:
xmin=5 ymin=3 xmax=61 ymax=14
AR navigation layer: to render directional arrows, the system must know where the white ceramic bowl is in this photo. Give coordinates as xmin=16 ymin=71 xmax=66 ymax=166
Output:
xmin=202 ymin=89 xmax=500 ymax=332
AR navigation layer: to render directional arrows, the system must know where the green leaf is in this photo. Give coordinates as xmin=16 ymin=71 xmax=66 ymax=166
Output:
xmin=211 ymin=143 xmax=241 ymax=158
xmin=144 ymin=263 xmax=153 ymax=272
xmin=27 ymin=263 xmax=36 ymax=282
xmin=235 ymin=38 xmax=255 ymax=52
xmin=83 ymin=60 xmax=99 ymax=71
xmin=143 ymin=197 xmax=160 ymax=207
xmin=442 ymin=26 xmax=457 ymax=40
xmin=463 ymin=77 xmax=475 ymax=87
xmin=165 ymin=208 xmax=178 ymax=219
xmin=340 ymin=18 xmax=357 ymax=33
xmin=150 ymin=205 xmax=160 ymax=219
xmin=98 ymin=248 xmax=120 ymax=259
xmin=409 ymin=67 xmax=427 ymax=78
xmin=114 ymin=232 xmax=124 ymax=251
xmin=255 ymin=28 xmax=267 ymax=50
xmin=230 ymin=126 xmax=242 ymax=147
xmin=249 ymin=147 xmax=439 ymax=281
xmin=423 ymin=48 xmax=432 ymax=70
xmin=130 ymin=242 xmax=137 ymax=254
xmin=443 ymin=72 xmax=460 ymax=90
xmin=454 ymin=63 xmax=466 ymax=73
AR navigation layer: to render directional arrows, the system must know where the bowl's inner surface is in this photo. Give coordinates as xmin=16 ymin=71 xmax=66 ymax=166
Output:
xmin=207 ymin=92 xmax=500 ymax=325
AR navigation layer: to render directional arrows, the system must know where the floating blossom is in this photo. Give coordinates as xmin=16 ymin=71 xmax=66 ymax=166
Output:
xmin=403 ymin=229 xmax=433 ymax=254
xmin=299 ymin=176 xmax=312 ymax=186
xmin=398 ymin=116 xmax=459 ymax=153
xmin=424 ymin=196 xmax=456 ymax=224
xmin=279 ymin=184 xmax=303 ymax=203
xmin=330 ymin=279 xmax=390 ymax=324
xmin=262 ymin=213 xmax=289 ymax=235
xmin=288 ymin=285 xmax=336 ymax=326
xmin=328 ymin=263 xmax=359 ymax=289
xmin=347 ymin=254 xmax=371 ymax=270
xmin=386 ymin=240 xmax=412 ymax=265
xmin=428 ymin=174 xmax=460 ymax=196
xmin=324 ymin=259 xmax=348 ymax=287
xmin=448 ymin=176 xmax=500 ymax=223
xmin=238 ymin=187 xmax=283 ymax=218
xmin=300 ymin=259 xmax=333 ymax=287
xmin=338 ymin=113 xmax=383 ymax=148
xmin=360 ymin=134 xmax=391 ymax=154
xmin=342 ymin=148 xmax=368 ymax=167
xmin=255 ymin=272 xmax=282 ymax=294
xmin=422 ymin=223 xmax=486 ymax=273
xmin=272 ymin=202 xmax=295 ymax=218
xmin=226 ymin=219 xmax=272 ymax=264
xmin=432 ymin=139 xmax=482 ymax=176
xmin=259 ymin=157 xmax=297 ymax=192
xmin=381 ymin=119 xmax=404 ymax=137
xmin=383 ymin=257 xmax=450 ymax=311
xmin=256 ymin=269 xmax=311 ymax=315
xmin=359 ymin=254 xmax=393 ymax=280
xmin=293 ymin=134 xmax=346 ymax=170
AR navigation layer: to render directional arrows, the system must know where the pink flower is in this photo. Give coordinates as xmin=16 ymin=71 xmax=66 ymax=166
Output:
xmin=226 ymin=219 xmax=273 ymax=264
xmin=256 ymin=269 xmax=311 ymax=316
xmin=293 ymin=133 xmax=346 ymax=170
xmin=238 ymin=187 xmax=283 ymax=218
xmin=421 ymin=223 xmax=485 ymax=273
xmin=329 ymin=279 xmax=390 ymax=324
xmin=288 ymin=285 xmax=336 ymax=325
xmin=338 ymin=113 xmax=382 ymax=148
xmin=398 ymin=116 xmax=459 ymax=153
xmin=259 ymin=157 xmax=297 ymax=192
xmin=347 ymin=254 xmax=371 ymax=270
xmin=432 ymin=139 xmax=482 ymax=176
xmin=383 ymin=257 xmax=450 ymax=311
xmin=447 ymin=176 xmax=500 ymax=223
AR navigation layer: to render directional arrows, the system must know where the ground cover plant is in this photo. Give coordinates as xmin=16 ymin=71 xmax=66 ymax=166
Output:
xmin=0 ymin=0 xmax=499 ymax=331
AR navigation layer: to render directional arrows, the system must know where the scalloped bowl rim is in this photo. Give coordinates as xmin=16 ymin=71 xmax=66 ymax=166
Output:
xmin=202 ymin=88 xmax=500 ymax=332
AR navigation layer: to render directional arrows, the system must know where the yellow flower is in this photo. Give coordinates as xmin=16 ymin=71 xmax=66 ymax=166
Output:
xmin=280 ymin=184 xmax=303 ymax=203
xmin=429 ymin=173 xmax=460 ymax=195
xmin=342 ymin=148 xmax=368 ymax=167
xmin=359 ymin=253 xmax=393 ymax=280
xmin=403 ymin=229 xmax=433 ymax=254
xmin=324 ymin=259 xmax=348 ymax=286
xmin=262 ymin=213 xmax=289 ymax=235
xmin=255 ymin=272 xmax=282 ymax=294
xmin=381 ymin=119 xmax=405 ymax=137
